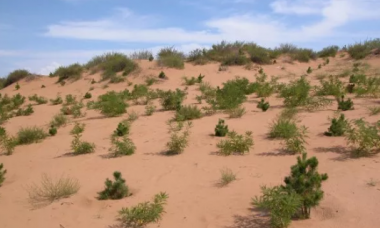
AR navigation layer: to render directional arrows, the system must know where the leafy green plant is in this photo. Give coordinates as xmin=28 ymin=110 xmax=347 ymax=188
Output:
xmin=49 ymin=126 xmax=57 ymax=136
xmin=283 ymin=153 xmax=328 ymax=218
xmin=306 ymin=67 xmax=312 ymax=74
xmin=160 ymin=89 xmax=186 ymax=110
xmin=345 ymin=119 xmax=380 ymax=157
xmin=318 ymin=45 xmax=339 ymax=58
xmin=119 ymin=192 xmax=168 ymax=228
xmin=215 ymin=119 xmax=229 ymax=137
xmin=70 ymin=122 xmax=85 ymax=135
xmin=217 ymin=131 xmax=254 ymax=156
xmin=145 ymin=103 xmax=156 ymax=116
xmin=226 ymin=106 xmax=246 ymax=118
xmin=337 ymin=95 xmax=354 ymax=111
xmin=253 ymin=186 xmax=301 ymax=228
xmin=158 ymin=71 xmax=166 ymax=79
xmin=93 ymin=91 xmax=128 ymax=117
xmin=284 ymin=126 xmax=308 ymax=154
xmin=0 ymin=163 xmax=6 ymax=186
xmin=347 ymin=39 xmax=380 ymax=59
xmin=29 ymin=94 xmax=48 ymax=105
xmin=219 ymin=168 xmax=236 ymax=187
xmin=54 ymin=63 xmax=83 ymax=82
xmin=27 ymin=174 xmax=80 ymax=207
xmin=50 ymin=96 xmax=63 ymax=105
xmin=253 ymin=73 xmax=279 ymax=98
xmin=3 ymin=69 xmax=30 ymax=88
xmin=269 ymin=117 xmax=298 ymax=139
xmin=257 ymin=98 xmax=270 ymax=111
xmin=324 ymin=114 xmax=348 ymax=136
xmin=50 ymin=113 xmax=68 ymax=128
xmin=157 ymin=47 xmax=185 ymax=69
xmin=84 ymin=92 xmax=92 ymax=99
xmin=110 ymin=135 xmax=136 ymax=157
xmin=0 ymin=129 xmax=17 ymax=156
xmin=175 ymin=105 xmax=202 ymax=121
xmin=316 ymin=75 xmax=345 ymax=98
xmin=114 ymin=120 xmax=130 ymax=137
xmin=16 ymin=127 xmax=48 ymax=145
xmin=98 ymin=171 xmax=130 ymax=200
xmin=71 ymin=132 xmax=95 ymax=155
xmin=166 ymin=121 xmax=192 ymax=155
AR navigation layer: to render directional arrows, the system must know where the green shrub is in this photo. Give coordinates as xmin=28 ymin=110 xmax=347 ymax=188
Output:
xmin=54 ymin=63 xmax=83 ymax=83
xmin=3 ymin=69 xmax=30 ymax=88
xmin=284 ymin=153 xmax=328 ymax=218
xmin=347 ymin=39 xmax=380 ymax=60
xmin=345 ymin=119 xmax=380 ymax=156
xmin=217 ymin=131 xmax=254 ymax=156
xmin=222 ymin=54 xmax=249 ymax=66
xmin=368 ymin=106 xmax=380 ymax=116
xmin=50 ymin=113 xmax=68 ymax=128
xmin=208 ymin=78 xmax=248 ymax=110
xmin=253 ymin=186 xmax=301 ymax=228
xmin=219 ymin=168 xmax=236 ymax=187
xmin=354 ymin=76 xmax=380 ymax=98
xmin=187 ymin=48 xmax=208 ymax=65
xmin=71 ymin=132 xmax=95 ymax=155
xmin=0 ymin=130 xmax=17 ymax=156
xmin=145 ymin=103 xmax=156 ymax=116
xmin=337 ymin=95 xmax=354 ymax=111
xmin=215 ymin=119 xmax=229 ymax=137
xmin=318 ymin=45 xmax=339 ymax=58
xmin=84 ymin=92 xmax=92 ymax=99
xmin=166 ymin=121 xmax=192 ymax=155
xmin=292 ymin=48 xmax=316 ymax=62
xmin=15 ymin=83 xmax=20 ymax=90
xmin=50 ymin=96 xmax=63 ymax=105
xmin=160 ymin=89 xmax=186 ymax=110
xmin=145 ymin=77 xmax=157 ymax=86
xmin=324 ymin=58 xmax=330 ymax=65
xmin=0 ymin=163 xmax=6 ymax=186
xmin=284 ymin=126 xmax=308 ymax=154
xmin=324 ymin=114 xmax=348 ymax=136
xmin=149 ymin=55 xmax=154 ymax=61
xmin=226 ymin=106 xmax=246 ymax=118
xmin=98 ymin=171 xmax=130 ymax=200
xmin=252 ymin=73 xmax=279 ymax=98
xmin=119 ymin=192 xmax=168 ymax=228
xmin=127 ymin=111 xmax=139 ymax=122
xmin=157 ymin=47 xmax=185 ymax=69
xmin=306 ymin=67 xmax=312 ymax=74
xmin=269 ymin=117 xmax=298 ymax=139
xmin=110 ymin=136 xmax=136 ymax=157
xmin=70 ymin=122 xmax=85 ymax=135
xmin=158 ymin=71 xmax=166 ymax=79
xmin=27 ymin=174 xmax=80 ymax=207
xmin=114 ymin=120 xmax=130 ymax=137
xmin=49 ymin=126 xmax=57 ymax=136
xmin=257 ymin=98 xmax=270 ymax=111
xmin=16 ymin=127 xmax=48 ymax=145
xmin=93 ymin=91 xmax=128 ymax=117
xmin=248 ymin=46 xmax=272 ymax=64
xmin=16 ymin=104 xmax=34 ymax=116
xmin=86 ymin=52 xmax=138 ymax=79
xmin=130 ymin=84 xmax=149 ymax=104
xmin=316 ymin=75 xmax=345 ymax=98
xmin=129 ymin=50 xmax=153 ymax=60
xmin=175 ymin=105 xmax=202 ymax=121
xmin=29 ymin=94 xmax=48 ymax=105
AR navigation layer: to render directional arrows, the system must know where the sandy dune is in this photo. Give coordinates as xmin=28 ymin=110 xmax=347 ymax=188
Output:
xmin=1 ymin=55 xmax=380 ymax=228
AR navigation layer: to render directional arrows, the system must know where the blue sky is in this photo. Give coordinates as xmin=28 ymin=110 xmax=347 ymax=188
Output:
xmin=1 ymin=0 xmax=380 ymax=76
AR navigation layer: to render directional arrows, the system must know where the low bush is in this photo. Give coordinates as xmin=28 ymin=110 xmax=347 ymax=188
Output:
xmin=15 ymin=83 xmax=20 ymax=90
xmin=219 ymin=168 xmax=236 ymax=187
xmin=252 ymin=73 xmax=279 ymax=98
xmin=27 ymin=173 xmax=80 ymax=207
xmin=16 ymin=127 xmax=48 ymax=145
xmin=318 ymin=45 xmax=339 ymax=58
xmin=93 ymin=91 xmax=128 ymax=117
xmin=119 ymin=192 xmax=168 ymax=228
xmin=29 ymin=94 xmax=48 ymax=105
xmin=269 ymin=117 xmax=298 ymax=139
xmin=316 ymin=75 xmax=345 ymax=98
xmin=145 ymin=103 xmax=156 ymax=116
xmin=71 ymin=132 xmax=95 ymax=155
xmin=129 ymin=50 xmax=153 ymax=60
xmin=110 ymin=136 xmax=136 ymax=157
xmin=158 ymin=71 xmax=166 ymax=79
xmin=217 ymin=131 xmax=254 ymax=156
xmin=54 ymin=63 xmax=83 ymax=83
xmin=145 ymin=77 xmax=158 ymax=86
xmin=70 ymin=122 xmax=85 ymax=135
xmin=15 ymin=104 xmax=34 ymax=116
xmin=306 ymin=67 xmax=312 ymax=74
xmin=284 ymin=126 xmax=308 ymax=154
xmin=347 ymin=39 xmax=380 ymax=60
xmin=157 ymin=47 xmax=185 ymax=69
xmin=175 ymin=105 xmax=202 ymax=121
xmin=324 ymin=114 xmax=348 ymax=136
xmin=166 ymin=121 xmax=192 ymax=155
xmin=49 ymin=126 xmax=57 ymax=136
xmin=215 ymin=119 xmax=229 ymax=137
xmin=84 ymin=92 xmax=92 ymax=99
xmin=0 ymin=130 xmax=17 ymax=156
xmin=368 ymin=106 xmax=380 ymax=116
xmin=98 ymin=171 xmax=130 ymax=200
xmin=337 ymin=95 xmax=354 ymax=111
xmin=257 ymin=98 xmax=270 ymax=111
xmin=160 ymin=89 xmax=186 ymax=110
xmin=114 ymin=120 xmax=130 ymax=137
xmin=226 ymin=106 xmax=246 ymax=118
xmin=50 ymin=96 xmax=63 ymax=105
xmin=345 ymin=119 xmax=380 ymax=157
xmin=50 ymin=113 xmax=68 ymax=128
xmin=3 ymin=69 xmax=30 ymax=88
xmin=0 ymin=163 xmax=6 ymax=186
xmin=127 ymin=111 xmax=139 ymax=122
xmin=208 ymin=77 xmax=248 ymax=110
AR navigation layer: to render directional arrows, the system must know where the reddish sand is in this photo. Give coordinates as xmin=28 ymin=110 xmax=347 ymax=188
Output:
xmin=1 ymin=55 xmax=380 ymax=228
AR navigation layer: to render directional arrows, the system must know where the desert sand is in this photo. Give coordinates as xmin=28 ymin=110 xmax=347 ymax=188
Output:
xmin=0 ymin=55 xmax=380 ymax=228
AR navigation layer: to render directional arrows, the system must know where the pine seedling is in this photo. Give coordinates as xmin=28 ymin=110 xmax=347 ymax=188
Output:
xmin=15 ymin=83 xmax=20 ymax=90
xmin=114 ymin=121 xmax=130 ymax=137
xmin=49 ymin=125 xmax=57 ymax=136
xmin=215 ymin=119 xmax=229 ymax=137
xmin=324 ymin=114 xmax=348 ymax=136
xmin=306 ymin=67 xmax=312 ymax=74
xmin=158 ymin=71 xmax=166 ymax=79
xmin=98 ymin=171 xmax=130 ymax=200
xmin=337 ymin=95 xmax=354 ymax=111
xmin=257 ymin=98 xmax=270 ymax=112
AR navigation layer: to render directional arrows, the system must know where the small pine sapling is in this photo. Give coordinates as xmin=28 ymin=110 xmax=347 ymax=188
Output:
xmin=283 ymin=153 xmax=328 ymax=219
xmin=337 ymin=95 xmax=354 ymax=111
xmin=114 ymin=121 xmax=130 ymax=137
xmin=49 ymin=125 xmax=57 ymax=136
xmin=15 ymin=83 xmax=20 ymax=90
xmin=0 ymin=163 xmax=6 ymax=186
xmin=306 ymin=67 xmax=312 ymax=74
xmin=215 ymin=119 xmax=229 ymax=137
xmin=258 ymin=68 xmax=264 ymax=74
xmin=197 ymin=74 xmax=205 ymax=83
xmin=324 ymin=114 xmax=348 ymax=136
xmin=257 ymin=98 xmax=270 ymax=112
xmin=148 ymin=55 xmax=154 ymax=61
xmin=98 ymin=171 xmax=130 ymax=200
xmin=346 ymin=83 xmax=355 ymax=93
xmin=84 ymin=92 xmax=92 ymax=99
xmin=158 ymin=71 xmax=166 ymax=79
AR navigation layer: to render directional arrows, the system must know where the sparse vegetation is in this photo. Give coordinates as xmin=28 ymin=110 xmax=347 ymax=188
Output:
xmin=16 ymin=127 xmax=48 ymax=145
xmin=145 ymin=103 xmax=156 ymax=116
xmin=50 ymin=113 xmax=68 ymax=128
xmin=129 ymin=50 xmax=153 ymax=60
xmin=27 ymin=174 xmax=80 ymax=207
xmin=157 ymin=47 xmax=185 ymax=69
xmin=158 ymin=71 xmax=166 ymax=79
xmin=50 ymin=96 xmax=63 ymax=105
xmin=3 ymin=69 xmax=30 ymax=88
xmin=219 ymin=168 xmax=236 ymax=187
xmin=71 ymin=131 xmax=95 ymax=155
xmin=0 ymin=128 xmax=17 ymax=155
xmin=119 ymin=192 xmax=168 ymax=228
xmin=166 ymin=121 xmax=192 ymax=155
xmin=127 ymin=111 xmax=139 ymax=122
xmin=306 ymin=67 xmax=312 ymax=74
xmin=215 ymin=119 xmax=229 ymax=137
xmin=54 ymin=63 xmax=83 ymax=83
xmin=110 ymin=135 xmax=136 ymax=157
xmin=347 ymin=39 xmax=380 ymax=60
xmin=324 ymin=114 xmax=348 ymax=137
xmin=345 ymin=119 xmax=380 ymax=157
xmin=368 ymin=106 xmax=380 ymax=116
xmin=284 ymin=126 xmax=308 ymax=154
xmin=175 ymin=105 xmax=202 ymax=121
xmin=316 ymin=75 xmax=345 ymax=98
xmin=217 ymin=131 xmax=254 ymax=156
xmin=160 ymin=89 xmax=186 ymax=110
xmin=98 ymin=171 xmax=130 ymax=200
xmin=15 ymin=83 xmax=20 ymax=90
xmin=70 ymin=122 xmax=85 ymax=135
xmin=29 ymin=94 xmax=48 ymax=105
xmin=226 ymin=106 xmax=246 ymax=118
xmin=318 ymin=45 xmax=339 ymax=58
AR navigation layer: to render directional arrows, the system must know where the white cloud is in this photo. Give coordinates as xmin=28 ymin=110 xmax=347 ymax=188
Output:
xmin=270 ymin=0 xmax=325 ymax=15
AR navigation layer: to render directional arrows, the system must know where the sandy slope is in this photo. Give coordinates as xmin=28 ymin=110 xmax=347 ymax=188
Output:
xmin=0 ymin=55 xmax=380 ymax=228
